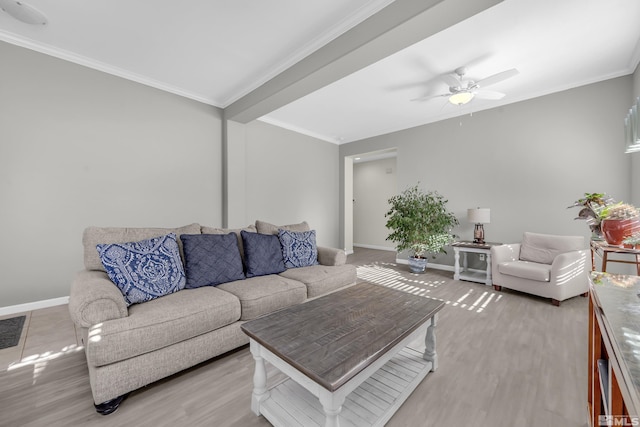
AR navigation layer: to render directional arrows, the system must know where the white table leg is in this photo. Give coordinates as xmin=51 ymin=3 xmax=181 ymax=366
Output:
xmin=454 ymin=248 xmax=460 ymax=280
xmin=249 ymin=340 xmax=269 ymax=416
xmin=462 ymin=252 xmax=468 ymax=273
xmin=423 ymin=313 xmax=438 ymax=372
xmin=485 ymin=252 xmax=492 ymax=286
xmin=319 ymin=390 xmax=346 ymax=427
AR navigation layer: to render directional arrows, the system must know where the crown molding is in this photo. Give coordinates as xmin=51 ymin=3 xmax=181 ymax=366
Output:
xmin=0 ymin=0 xmax=395 ymax=111
xmin=0 ymin=30 xmax=224 ymax=107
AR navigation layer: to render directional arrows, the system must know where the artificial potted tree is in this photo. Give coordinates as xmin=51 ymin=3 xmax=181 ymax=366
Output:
xmin=385 ymin=184 xmax=459 ymax=273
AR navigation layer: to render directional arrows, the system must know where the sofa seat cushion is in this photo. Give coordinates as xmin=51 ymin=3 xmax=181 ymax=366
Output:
xmin=217 ymin=275 xmax=306 ymax=320
xmin=279 ymin=264 xmax=357 ymax=299
xmin=86 ymin=286 xmax=240 ymax=367
xmin=498 ymin=261 xmax=551 ymax=282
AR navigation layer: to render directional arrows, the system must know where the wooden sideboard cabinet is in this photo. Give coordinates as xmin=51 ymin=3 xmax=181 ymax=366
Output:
xmin=589 ymin=271 xmax=640 ymax=426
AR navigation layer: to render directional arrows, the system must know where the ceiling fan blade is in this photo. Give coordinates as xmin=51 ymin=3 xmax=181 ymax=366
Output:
xmin=475 ymin=68 xmax=519 ymax=88
xmin=474 ymin=90 xmax=506 ymax=100
xmin=411 ymin=93 xmax=450 ymax=102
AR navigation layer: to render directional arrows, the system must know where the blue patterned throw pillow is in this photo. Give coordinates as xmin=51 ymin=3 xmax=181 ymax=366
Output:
xmin=97 ymin=233 xmax=186 ymax=306
xmin=241 ymin=230 xmax=286 ymax=278
xmin=180 ymin=233 xmax=245 ymax=288
xmin=278 ymin=229 xmax=318 ymax=269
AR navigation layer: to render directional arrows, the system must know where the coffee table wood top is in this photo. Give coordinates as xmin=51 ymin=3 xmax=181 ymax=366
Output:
xmin=241 ymin=282 xmax=444 ymax=392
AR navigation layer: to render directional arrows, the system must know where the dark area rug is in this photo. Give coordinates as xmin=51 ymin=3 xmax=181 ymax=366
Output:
xmin=0 ymin=315 xmax=26 ymax=350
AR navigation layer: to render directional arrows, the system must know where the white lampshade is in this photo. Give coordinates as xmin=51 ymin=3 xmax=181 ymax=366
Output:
xmin=468 ymin=208 xmax=490 ymax=224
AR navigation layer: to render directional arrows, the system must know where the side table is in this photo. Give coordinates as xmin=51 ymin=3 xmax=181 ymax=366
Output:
xmin=451 ymin=241 xmax=502 ymax=286
xmin=590 ymin=239 xmax=640 ymax=275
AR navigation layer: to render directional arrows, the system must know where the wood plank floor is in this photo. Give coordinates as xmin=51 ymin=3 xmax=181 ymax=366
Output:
xmin=0 ymin=248 xmax=589 ymax=426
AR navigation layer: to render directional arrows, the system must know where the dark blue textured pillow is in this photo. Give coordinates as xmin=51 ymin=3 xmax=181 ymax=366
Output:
xmin=97 ymin=233 xmax=186 ymax=306
xmin=180 ymin=233 xmax=245 ymax=288
xmin=241 ymin=230 xmax=286 ymax=278
xmin=278 ymin=229 xmax=319 ymax=268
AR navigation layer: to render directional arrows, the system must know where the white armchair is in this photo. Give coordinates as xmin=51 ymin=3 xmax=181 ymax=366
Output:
xmin=491 ymin=232 xmax=590 ymax=306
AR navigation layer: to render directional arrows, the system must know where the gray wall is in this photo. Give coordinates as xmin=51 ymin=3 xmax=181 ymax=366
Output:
xmin=340 ymin=76 xmax=633 ymax=267
xmin=353 ymin=158 xmax=397 ymax=250
xmin=244 ymin=120 xmax=340 ymax=248
xmin=1 ymin=41 xmax=224 ymax=307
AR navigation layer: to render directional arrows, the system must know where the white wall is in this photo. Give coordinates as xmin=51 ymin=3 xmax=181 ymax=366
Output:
xmin=353 ymin=157 xmax=397 ymax=250
xmin=244 ymin=120 xmax=340 ymax=248
xmin=340 ymin=76 xmax=633 ymax=267
xmin=0 ymin=41 xmax=223 ymax=307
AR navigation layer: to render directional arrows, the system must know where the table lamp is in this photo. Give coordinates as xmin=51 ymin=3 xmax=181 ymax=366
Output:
xmin=468 ymin=208 xmax=490 ymax=244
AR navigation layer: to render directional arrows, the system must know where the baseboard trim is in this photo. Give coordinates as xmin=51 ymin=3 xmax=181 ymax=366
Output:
xmin=0 ymin=296 xmax=69 ymax=317
xmin=395 ymin=259 xmax=454 ymax=272
xmin=353 ymin=244 xmax=396 ymax=252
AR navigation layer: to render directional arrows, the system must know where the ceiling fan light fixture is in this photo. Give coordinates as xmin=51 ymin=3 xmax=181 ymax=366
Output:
xmin=448 ymin=91 xmax=474 ymax=105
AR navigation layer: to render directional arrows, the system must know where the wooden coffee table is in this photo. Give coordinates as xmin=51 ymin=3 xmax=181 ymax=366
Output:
xmin=241 ymin=282 xmax=445 ymax=427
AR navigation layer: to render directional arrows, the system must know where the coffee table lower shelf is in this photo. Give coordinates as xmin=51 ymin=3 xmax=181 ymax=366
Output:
xmin=258 ymin=346 xmax=432 ymax=427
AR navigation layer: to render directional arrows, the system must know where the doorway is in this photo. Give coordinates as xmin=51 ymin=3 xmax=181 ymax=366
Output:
xmin=344 ymin=149 xmax=397 ymax=254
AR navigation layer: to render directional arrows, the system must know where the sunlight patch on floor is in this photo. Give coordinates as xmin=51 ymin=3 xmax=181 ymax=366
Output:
xmin=358 ymin=263 xmax=502 ymax=313
xmin=8 ymin=344 xmax=84 ymax=384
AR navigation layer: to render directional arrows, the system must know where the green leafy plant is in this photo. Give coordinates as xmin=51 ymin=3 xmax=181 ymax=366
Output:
xmin=567 ymin=192 xmax=613 ymax=236
xmin=385 ymin=184 xmax=459 ymax=258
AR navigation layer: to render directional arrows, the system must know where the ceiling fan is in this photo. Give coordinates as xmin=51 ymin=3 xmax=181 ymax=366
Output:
xmin=412 ymin=66 xmax=519 ymax=105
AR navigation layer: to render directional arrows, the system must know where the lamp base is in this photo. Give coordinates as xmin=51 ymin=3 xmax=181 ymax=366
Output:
xmin=473 ymin=224 xmax=485 ymax=245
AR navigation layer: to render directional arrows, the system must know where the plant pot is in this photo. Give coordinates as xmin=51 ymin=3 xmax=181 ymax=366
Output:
xmin=601 ymin=218 xmax=640 ymax=246
xmin=408 ymin=256 xmax=427 ymax=273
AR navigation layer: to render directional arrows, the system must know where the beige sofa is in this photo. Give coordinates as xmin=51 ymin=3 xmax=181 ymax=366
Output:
xmin=491 ymin=232 xmax=589 ymax=306
xmin=68 ymin=221 xmax=356 ymax=414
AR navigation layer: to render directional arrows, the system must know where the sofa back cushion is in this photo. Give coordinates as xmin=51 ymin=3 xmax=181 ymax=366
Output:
xmin=201 ymin=224 xmax=257 ymax=260
xmin=83 ymin=223 xmax=201 ymax=271
xmin=255 ymin=220 xmax=310 ymax=235
xmin=519 ymin=232 xmax=584 ymax=265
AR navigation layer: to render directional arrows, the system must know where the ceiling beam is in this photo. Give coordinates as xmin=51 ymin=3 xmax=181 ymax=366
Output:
xmin=224 ymin=0 xmax=503 ymax=123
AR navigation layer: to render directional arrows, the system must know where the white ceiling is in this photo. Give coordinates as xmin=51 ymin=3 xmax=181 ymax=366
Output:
xmin=1 ymin=0 xmax=639 ymax=144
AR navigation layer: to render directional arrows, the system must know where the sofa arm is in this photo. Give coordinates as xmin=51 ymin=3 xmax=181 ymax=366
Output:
xmin=68 ymin=270 xmax=128 ymax=328
xmin=550 ymin=250 xmax=591 ymax=281
xmin=317 ymin=246 xmax=347 ymax=266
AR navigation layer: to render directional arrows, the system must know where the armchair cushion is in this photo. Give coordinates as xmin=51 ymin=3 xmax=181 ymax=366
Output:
xmin=498 ymin=261 xmax=552 ymax=282
xmin=519 ymin=232 xmax=584 ymax=264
